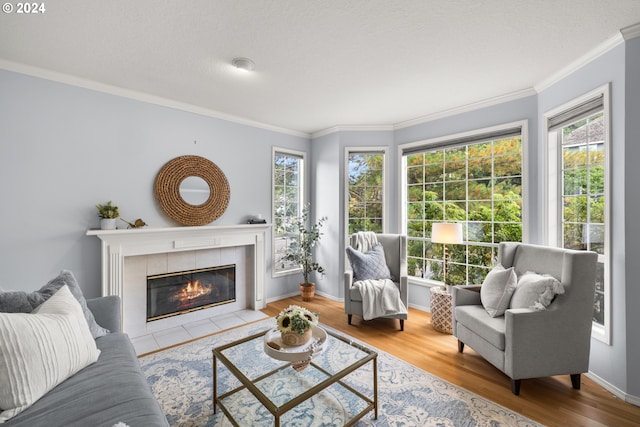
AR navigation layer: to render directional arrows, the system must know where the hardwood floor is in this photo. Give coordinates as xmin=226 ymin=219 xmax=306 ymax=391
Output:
xmin=262 ymin=295 xmax=640 ymax=427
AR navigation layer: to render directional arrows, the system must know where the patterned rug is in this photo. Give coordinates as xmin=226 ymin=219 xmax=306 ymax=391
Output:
xmin=140 ymin=318 xmax=543 ymax=426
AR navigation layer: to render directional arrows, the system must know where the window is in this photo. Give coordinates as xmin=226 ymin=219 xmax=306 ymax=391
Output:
xmin=272 ymin=148 xmax=305 ymax=276
xmin=346 ymin=149 xmax=386 ymax=236
xmin=401 ymin=123 xmax=525 ymax=285
xmin=546 ymin=87 xmax=610 ymax=344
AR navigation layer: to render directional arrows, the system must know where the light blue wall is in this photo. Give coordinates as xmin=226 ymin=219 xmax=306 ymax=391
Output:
xmin=0 ymin=69 xmax=310 ymax=300
xmin=537 ymin=43 xmax=631 ymax=395
xmin=624 ymin=36 xmax=640 ymax=398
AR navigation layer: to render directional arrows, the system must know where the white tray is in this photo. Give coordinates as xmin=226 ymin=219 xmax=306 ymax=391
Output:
xmin=263 ymin=325 xmax=327 ymax=362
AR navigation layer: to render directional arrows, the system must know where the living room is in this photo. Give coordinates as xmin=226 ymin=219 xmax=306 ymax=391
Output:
xmin=2 ymin=1 xmax=640 ymax=426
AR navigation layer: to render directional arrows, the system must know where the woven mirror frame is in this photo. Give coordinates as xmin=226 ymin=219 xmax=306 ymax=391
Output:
xmin=154 ymin=155 xmax=230 ymax=226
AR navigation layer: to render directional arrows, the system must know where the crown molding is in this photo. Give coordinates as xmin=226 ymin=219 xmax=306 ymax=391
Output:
xmin=621 ymin=22 xmax=640 ymax=40
xmin=393 ymin=88 xmax=537 ymax=130
xmin=311 ymin=124 xmax=394 ymax=139
xmin=0 ymin=59 xmax=310 ymax=139
xmin=535 ymin=30 xmax=625 ymax=93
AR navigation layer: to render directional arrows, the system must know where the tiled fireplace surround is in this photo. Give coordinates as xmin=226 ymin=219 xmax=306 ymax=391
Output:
xmin=87 ymin=224 xmax=269 ymax=340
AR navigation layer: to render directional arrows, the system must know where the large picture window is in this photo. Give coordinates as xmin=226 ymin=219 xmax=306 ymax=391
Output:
xmin=272 ymin=148 xmax=305 ymax=276
xmin=346 ymin=149 xmax=386 ymax=236
xmin=402 ymin=123 xmax=525 ymax=285
xmin=546 ymin=87 xmax=610 ymax=344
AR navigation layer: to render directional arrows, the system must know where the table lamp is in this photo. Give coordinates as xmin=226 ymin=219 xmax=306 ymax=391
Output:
xmin=431 ymin=222 xmax=463 ymax=288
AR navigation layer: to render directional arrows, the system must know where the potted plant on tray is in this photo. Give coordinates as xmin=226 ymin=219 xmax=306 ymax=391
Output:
xmin=276 ymin=305 xmax=319 ymax=346
xmin=96 ymin=201 xmax=120 ymax=230
xmin=281 ymin=205 xmax=327 ymax=301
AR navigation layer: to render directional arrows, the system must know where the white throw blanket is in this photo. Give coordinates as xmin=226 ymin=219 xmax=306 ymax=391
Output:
xmin=351 ymin=231 xmax=407 ymax=320
xmin=354 ymin=231 xmax=379 ymax=253
xmin=353 ymin=278 xmax=408 ymax=320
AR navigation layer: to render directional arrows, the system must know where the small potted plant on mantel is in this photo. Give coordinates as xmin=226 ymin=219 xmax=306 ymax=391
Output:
xmin=96 ymin=201 xmax=120 ymax=230
xmin=281 ymin=205 xmax=327 ymax=301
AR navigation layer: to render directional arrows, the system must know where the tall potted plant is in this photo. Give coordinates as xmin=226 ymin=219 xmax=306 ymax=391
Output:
xmin=282 ymin=205 xmax=327 ymax=301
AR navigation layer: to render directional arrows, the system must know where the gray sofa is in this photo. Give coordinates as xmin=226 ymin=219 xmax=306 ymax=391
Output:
xmin=5 ymin=295 xmax=169 ymax=427
xmin=451 ymin=242 xmax=597 ymax=395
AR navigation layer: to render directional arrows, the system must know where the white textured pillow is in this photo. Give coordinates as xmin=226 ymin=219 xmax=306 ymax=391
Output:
xmin=0 ymin=285 xmax=101 ymax=422
xmin=510 ymin=271 xmax=564 ymax=310
xmin=480 ymin=265 xmax=517 ymax=318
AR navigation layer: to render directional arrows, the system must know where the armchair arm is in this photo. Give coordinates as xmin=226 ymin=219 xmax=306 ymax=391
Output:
xmin=505 ymin=308 xmax=589 ymax=379
xmin=344 ymin=270 xmax=354 ymax=312
xmin=451 ymin=284 xmax=482 ymax=307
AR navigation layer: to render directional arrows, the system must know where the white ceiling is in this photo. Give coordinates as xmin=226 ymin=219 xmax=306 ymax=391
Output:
xmin=1 ymin=1 xmax=640 ymax=136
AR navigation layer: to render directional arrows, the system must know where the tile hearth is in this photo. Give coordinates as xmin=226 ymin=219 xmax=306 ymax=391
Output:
xmin=130 ymin=309 xmax=268 ymax=356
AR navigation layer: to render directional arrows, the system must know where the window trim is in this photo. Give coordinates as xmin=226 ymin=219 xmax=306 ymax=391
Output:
xmin=543 ymin=84 xmax=611 ymax=345
xmin=398 ymin=120 xmax=528 ymax=287
xmin=271 ymin=147 xmax=306 ymax=279
xmin=344 ymin=146 xmax=389 ymax=242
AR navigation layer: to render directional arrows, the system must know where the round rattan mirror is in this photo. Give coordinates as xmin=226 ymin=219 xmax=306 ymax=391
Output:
xmin=154 ymin=155 xmax=230 ymax=226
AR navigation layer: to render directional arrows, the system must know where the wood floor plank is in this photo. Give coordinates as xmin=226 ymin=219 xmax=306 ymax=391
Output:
xmin=262 ymin=295 xmax=640 ymax=427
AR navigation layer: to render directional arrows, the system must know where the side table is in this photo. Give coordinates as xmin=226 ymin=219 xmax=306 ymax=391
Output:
xmin=430 ymin=286 xmax=452 ymax=334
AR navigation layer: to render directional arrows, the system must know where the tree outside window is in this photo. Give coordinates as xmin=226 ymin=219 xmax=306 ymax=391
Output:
xmin=405 ymin=136 xmax=523 ymax=285
xmin=273 ymin=150 xmax=304 ymax=275
xmin=560 ymin=113 xmax=606 ymax=326
xmin=348 ymin=152 xmax=384 ymax=235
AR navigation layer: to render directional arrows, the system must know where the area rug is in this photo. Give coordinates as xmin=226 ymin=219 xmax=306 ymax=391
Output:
xmin=140 ymin=318 xmax=543 ymax=426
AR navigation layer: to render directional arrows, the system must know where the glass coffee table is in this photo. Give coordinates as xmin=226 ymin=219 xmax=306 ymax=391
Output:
xmin=212 ymin=326 xmax=378 ymax=426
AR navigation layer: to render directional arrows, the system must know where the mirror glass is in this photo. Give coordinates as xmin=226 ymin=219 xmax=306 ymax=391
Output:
xmin=179 ymin=176 xmax=210 ymax=206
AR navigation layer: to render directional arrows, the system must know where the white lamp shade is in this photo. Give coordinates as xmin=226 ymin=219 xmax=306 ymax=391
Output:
xmin=431 ymin=223 xmax=463 ymax=244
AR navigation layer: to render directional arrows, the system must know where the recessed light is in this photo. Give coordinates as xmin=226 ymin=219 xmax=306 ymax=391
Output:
xmin=232 ymin=57 xmax=255 ymax=72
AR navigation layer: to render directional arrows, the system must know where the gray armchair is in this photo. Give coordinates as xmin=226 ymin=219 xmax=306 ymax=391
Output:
xmin=344 ymin=233 xmax=408 ymax=330
xmin=451 ymin=242 xmax=597 ymax=395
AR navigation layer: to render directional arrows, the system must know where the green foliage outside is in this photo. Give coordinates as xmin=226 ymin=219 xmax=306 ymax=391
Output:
xmin=348 ymin=153 xmax=384 ymax=234
xmin=406 ymin=137 xmax=523 ymax=285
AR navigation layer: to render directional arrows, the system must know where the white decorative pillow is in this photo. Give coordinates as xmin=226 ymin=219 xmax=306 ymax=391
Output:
xmin=346 ymin=244 xmax=392 ymax=281
xmin=0 ymin=285 xmax=101 ymax=422
xmin=480 ymin=265 xmax=517 ymax=318
xmin=510 ymin=271 xmax=564 ymax=310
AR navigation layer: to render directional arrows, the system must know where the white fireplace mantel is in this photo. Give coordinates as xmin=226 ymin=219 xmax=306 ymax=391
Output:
xmin=87 ymin=224 xmax=270 ymax=312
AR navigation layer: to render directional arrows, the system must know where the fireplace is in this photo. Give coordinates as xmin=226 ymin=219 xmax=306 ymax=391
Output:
xmin=146 ymin=265 xmax=236 ymax=322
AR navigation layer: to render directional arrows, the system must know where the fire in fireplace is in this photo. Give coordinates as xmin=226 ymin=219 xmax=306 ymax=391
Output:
xmin=146 ymin=264 xmax=236 ymax=322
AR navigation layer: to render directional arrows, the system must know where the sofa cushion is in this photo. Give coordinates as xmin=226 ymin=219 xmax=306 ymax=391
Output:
xmin=0 ymin=285 xmax=101 ymax=422
xmin=0 ymin=270 xmax=109 ymax=338
xmin=510 ymin=271 xmax=564 ymax=310
xmin=346 ymin=244 xmax=392 ymax=281
xmin=480 ymin=265 xmax=517 ymax=317
xmin=454 ymin=305 xmax=506 ymax=350
xmin=4 ymin=332 xmax=168 ymax=427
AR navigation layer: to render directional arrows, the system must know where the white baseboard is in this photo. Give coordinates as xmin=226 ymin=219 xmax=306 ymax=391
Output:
xmin=586 ymin=371 xmax=640 ymax=407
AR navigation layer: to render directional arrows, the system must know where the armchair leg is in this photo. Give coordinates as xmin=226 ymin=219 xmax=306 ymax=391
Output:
xmin=570 ymin=374 xmax=581 ymax=390
xmin=348 ymin=314 xmax=352 ymax=325
xmin=399 ymin=319 xmax=404 ymax=331
xmin=511 ymin=379 xmax=521 ymax=396
xmin=457 ymin=340 xmax=464 ymax=353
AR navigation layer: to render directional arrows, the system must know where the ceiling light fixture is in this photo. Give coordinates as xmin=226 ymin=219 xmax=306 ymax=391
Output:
xmin=232 ymin=57 xmax=255 ymax=72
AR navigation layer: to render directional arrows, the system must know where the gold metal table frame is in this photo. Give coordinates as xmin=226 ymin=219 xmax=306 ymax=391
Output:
xmin=212 ymin=327 xmax=378 ymax=427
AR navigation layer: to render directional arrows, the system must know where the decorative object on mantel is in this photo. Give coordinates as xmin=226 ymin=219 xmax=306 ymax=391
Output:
xmin=120 ymin=218 xmax=147 ymax=229
xmin=247 ymin=213 xmax=267 ymax=224
xmin=275 ymin=304 xmax=319 ymax=346
xmin=154 ymin=155 xmax=230 ymax=226
xmin=281 ymin=205 xmax=327 ymax=301
xmin=96 ymin=201 xmax=119 ymax=230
